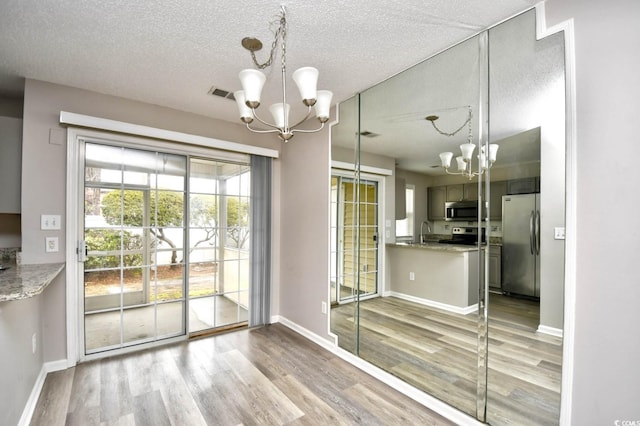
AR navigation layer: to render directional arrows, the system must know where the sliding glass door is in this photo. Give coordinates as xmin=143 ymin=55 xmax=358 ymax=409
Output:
xmin=330 ymin=173 xmax=380 ymax=305
xmin=188 ymin=159 xmax=250 ymax=334
xmin=80 ymin=140 xmax=255 ymax=355
xmin=83 ymin=143 xmax=187 ymax=353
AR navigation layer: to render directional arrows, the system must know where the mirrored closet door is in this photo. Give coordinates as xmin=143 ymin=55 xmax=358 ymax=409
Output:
xmin=329 ymin=8 xmax=566 ymax=424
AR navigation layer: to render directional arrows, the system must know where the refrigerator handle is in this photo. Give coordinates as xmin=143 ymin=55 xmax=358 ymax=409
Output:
xmin=535 ymin=210 xmax=541 ymax=255
xmin=529 ymin=211 xmax=535 ymax=255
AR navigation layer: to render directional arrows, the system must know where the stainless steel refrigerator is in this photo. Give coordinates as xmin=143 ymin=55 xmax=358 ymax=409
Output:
xmin=501 ymin=193 xmax=540 ymax=298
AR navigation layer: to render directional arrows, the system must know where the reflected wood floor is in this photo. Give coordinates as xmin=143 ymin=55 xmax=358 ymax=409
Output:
xmin=31 ymin=324 xmax=454 ymax=426
xmin=331 ymin=294 xmax=562 ymax=425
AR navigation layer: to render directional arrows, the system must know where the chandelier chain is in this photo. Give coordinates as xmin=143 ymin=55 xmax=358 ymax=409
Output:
xmin=429 ymin=107 xmax=473 ymax=138
xmin=250 ymin=11 xmax=287 ymax=70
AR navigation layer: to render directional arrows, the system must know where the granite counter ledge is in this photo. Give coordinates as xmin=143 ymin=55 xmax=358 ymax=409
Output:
xmin=387 ymin=242 xmax=479 ymax=253
xmin=0 ymin=262 xmax=65 ymax=302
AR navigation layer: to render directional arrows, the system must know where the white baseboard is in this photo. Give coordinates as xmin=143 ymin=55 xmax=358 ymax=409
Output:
xmin=274 ymin=316 xmax=481 ymax=426
xmin=275 ymin=316 xmax=338 ymax=353
xmin=18 ymin=365 xmax=47 ymax=426
xmin=389 ymin=291 xmax=478 ymax=315
xmin=17 ymin=358 xmax=69 ymax=426
xmin=537 ymin=324 xmax=564 ymax=338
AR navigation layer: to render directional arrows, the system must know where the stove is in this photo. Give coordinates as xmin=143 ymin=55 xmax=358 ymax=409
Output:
xmin=438 ymin=227 xmax=485 ymax=246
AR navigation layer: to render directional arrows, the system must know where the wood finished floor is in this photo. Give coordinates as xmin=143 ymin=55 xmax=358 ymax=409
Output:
xmin=30 ymin=324 xmax=454 ymax=426
xmin=331 ymin=294 xmax=562 ymax=425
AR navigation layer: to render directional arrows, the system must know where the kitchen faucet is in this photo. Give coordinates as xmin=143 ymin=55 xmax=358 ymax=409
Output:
xmin=420 ymin=220 xmax=432 ymax=244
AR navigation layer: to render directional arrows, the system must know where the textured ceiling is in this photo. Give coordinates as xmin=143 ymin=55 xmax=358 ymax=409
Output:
xmin=0 ymin=0 xmax=538 ymax=126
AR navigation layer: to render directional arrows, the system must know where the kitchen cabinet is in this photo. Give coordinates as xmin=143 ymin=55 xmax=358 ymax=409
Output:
xmin=488 ymin=245 xmax=502 ymax=291
xmin=463 ymin=183 xmax=478 ymax=201
xmin=395 ymin=177 xmax=406 ymax=219
xmin=429 ymin=180 xmax=508 ymax=221
xmin=447 ymin=183 xmax=479 ymax=202
xmin=507 ymin=177 xmax=539 ymax=195
xmin=446 ymin=184 xmax=464 ymax=202
xmin=489 ymin=180 xmax=507 ymax=220
xmin=0 ymin=117 xmax=22 ymax=213
xmin=427 ymin=186 xmax=446 ymax=220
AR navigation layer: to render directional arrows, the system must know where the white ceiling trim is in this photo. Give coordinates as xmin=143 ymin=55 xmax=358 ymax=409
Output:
xmin=59 ymin=111 xmax=279 ymax=159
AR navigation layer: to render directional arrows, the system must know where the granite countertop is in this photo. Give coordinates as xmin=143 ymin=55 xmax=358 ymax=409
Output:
xmin=387 ymin=242 xmax=480 ymax=253
xmin=0 ymin=261 xmax=65 ymax=302
xmin=388 ymin=241 xmax=503 ymax=253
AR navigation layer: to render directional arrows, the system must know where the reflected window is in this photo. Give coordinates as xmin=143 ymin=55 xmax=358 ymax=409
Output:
xmin=395 ymin=185 xmax=414 ymax=240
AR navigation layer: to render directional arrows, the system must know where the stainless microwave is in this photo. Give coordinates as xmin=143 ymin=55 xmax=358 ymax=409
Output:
xmin=445 ymin=201 xmax=484 ymax=221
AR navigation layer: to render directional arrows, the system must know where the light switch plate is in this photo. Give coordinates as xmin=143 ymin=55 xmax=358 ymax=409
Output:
xmin=41 ymin=214 xmax=61 ymax=230
xmin=554 ymin=227 xmax=565 ymax=240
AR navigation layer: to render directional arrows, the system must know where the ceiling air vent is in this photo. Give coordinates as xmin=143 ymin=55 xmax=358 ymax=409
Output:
xmin=207 ymin=87 xmax=236 ymax=101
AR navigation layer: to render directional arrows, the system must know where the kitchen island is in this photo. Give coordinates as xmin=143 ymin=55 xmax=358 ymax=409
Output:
xmin=386 ymin=242 xmax=479 ymax=314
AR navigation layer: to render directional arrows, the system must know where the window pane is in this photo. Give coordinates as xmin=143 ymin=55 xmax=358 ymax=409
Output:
xmin=396 ymin=186 xmax=415 ymax=238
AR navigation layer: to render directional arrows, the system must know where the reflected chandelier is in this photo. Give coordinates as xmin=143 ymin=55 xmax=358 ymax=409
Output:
xmin=428 ymin=107 xmax=499 ymax=180
xmin=234 ymin=6 xmax=333 ymax=142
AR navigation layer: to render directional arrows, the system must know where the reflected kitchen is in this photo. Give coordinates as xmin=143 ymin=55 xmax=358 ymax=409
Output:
xmin=388 ymin=176 xmax=542 ymax=314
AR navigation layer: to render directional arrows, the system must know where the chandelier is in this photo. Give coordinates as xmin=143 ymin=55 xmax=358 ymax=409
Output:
xmin=428 ymin=107 xmax=499 ymax=180
xmin=234 ymin=6 xmax=333 ymax=141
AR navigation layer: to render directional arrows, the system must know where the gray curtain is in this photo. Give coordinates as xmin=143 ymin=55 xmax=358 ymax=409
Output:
xmin=249 ymin=155 xmax=272 ymax=326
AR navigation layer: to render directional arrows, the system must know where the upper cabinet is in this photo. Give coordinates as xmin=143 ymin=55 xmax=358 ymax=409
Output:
xmin=446 ymin=184 xmax=464 ymax=202
xmin=507 ymin=177 xmax=539 ymax=195
xmin=427 ymin=186 xmax=446 ymax=220
xmin=0 ymin=117 xmax=22 ymax=213
xmin=463 ymin=183 xmax=478 ymax=201
xmin=395 ymin=177 xmax=407 ymax=219
xmin=446 ymin=183 xmax=479 ymax=202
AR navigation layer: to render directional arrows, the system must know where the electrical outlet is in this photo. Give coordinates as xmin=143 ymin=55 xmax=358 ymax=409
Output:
xmin=554 ymin=227 xmax=566 ymax=240
xmin=321 ymin=301 xmax=327 ymax=314
xmin=45 ymin=237 xmax=59 ymax=253
xmin=409 ymin=272 xmax=415 ymax=281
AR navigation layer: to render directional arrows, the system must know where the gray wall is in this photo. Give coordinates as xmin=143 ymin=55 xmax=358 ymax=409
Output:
xmin=0 ymin=294 xmax=43 ymax=426
xmin=0 ymin=96 xmax=23 ymax=118
xmin=279 ymin=124 xmax=332 ymax=337
xmin=545 ymin=0 xmax=640 ymax=423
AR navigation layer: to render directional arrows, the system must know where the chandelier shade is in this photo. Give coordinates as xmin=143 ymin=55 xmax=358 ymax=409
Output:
xmin=269 ymin=103 xmax=290 ymax=129
xmin=292 ymin=67 xmax=319 ymax=105
xmin=456 ymin=156 xmax=466 ymax=171
xmin=233 ymin=91 xmax=253 ymax=123
xmin=315 ymin=90 xmax=333 ymax=122
xmin=460 ymin=143 xmax=476 ymax=162
xmin=238 ymin=69 xmax=266 ymax=108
